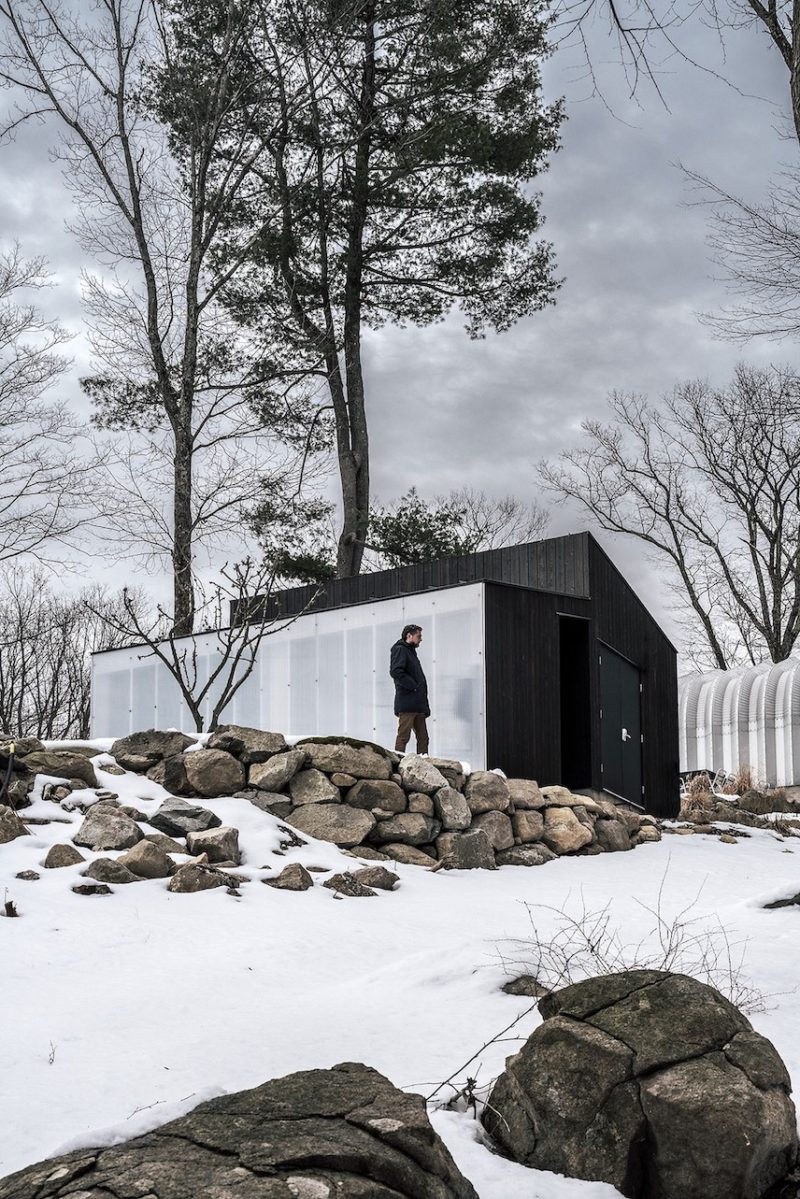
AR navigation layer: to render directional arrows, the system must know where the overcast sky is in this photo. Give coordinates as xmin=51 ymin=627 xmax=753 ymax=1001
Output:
xmin=0 ymin=6 xmax=792 ymax=656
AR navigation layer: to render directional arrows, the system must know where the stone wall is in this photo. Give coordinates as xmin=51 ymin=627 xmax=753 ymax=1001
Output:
xmin=99 ymin=726 xmax=661 ymax=869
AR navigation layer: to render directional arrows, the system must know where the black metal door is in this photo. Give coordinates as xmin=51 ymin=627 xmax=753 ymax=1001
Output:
xmin=599 ymin=646 xmax=642 ymax=805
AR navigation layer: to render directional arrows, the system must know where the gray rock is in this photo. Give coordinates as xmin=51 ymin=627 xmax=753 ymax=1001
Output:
xmin=186 ymin=825 xmax=240 ymax=864
xmin=22 ymin=751 xmax=98 ymax=789
xmin=511 ymin=809 xmax=545 ymax=843
xmin=0 ymin=736 xmax=45 ymax=761
xmin=502 ymin=975 xmax=549 ymax=997
xmin=264 ymin=863 xmax=314 ymax=891
xmin=407 ymin=791 xmax=435 ymax=816
xmin=398 ymin=754 xmax=448 ymax=794
xmin=145 ymin=832 xmax=185 ymax=854
xmin=15 ymin=869 xmax=39 ymax=881
xmin=346 ymin=778 xmax=407 ymax=813
xmin=167 ymin=862 xmax=233 ymax=893
xmin=73 ymin=805 xmax=143 ymax=852
xmin=369 ymin=812 xmax=436 ymax=845
xmin=118 ymin=840 xmax=175 ymax=879
xmin=249 ymin=748 xmax=307 ymax=792
xmin=72 ymin=882 xmax=112 ymax=896
xmin=247 ymin=792 xmax=293 ymax=819
xmin=331 ymin=772 xmax=357 ymax=788
xmin=439 ymin=829 xmax=496 ymax=870
xmin=146 ymin=754 xmax=192 ymax=796
xmin=149 ymin=797 xmax=222 ymax=838
xmin=471 ymin=810 xmax=514 ymax=851
xmin=343 ymin=845 xmax=390 ymax=862
xmin=381 ymin=843 xmax=437 ymax=866
xmin=207 ymin=724 xmax=287 ymax=763
xmin=0 ymin=1063 xmax=478 ymax=1199
xmin=539 ymin=785 xmax=603 ymax=813
xmin=110 ymin=730 xmax=195 ymax=771
xmin=298 ymin=738 xmax=392 ymax=780
xmin=353 ymin=865 xmax=399 ymax=890
xmin=542 ymin=806 xmax=593 ymax=854
xmin=615 ymin=807 xmax=643 ymax=834
xmin=434 ymin=785 xmax=472 ymax=831
xmin=286 ymin=804 xmax=375 ymax=847
xmin=595 ymin=818 xmax=633 ymax=853
xmin=484 ymin=970 xmax=797 ymax=1199
xmin=634 ymin=824 xmax=662 ymax=844
xmin=428 ymin=757 xmax=467 ymax=790
xmin=496 ymin=843 xmax=558 ymax=867
xmin=323 ymin=871 xmax=377 ymax=897
xmin=0 ymin=804 xmax=27 ymax=844
xmin=464 ymin=771 xmax=511 ymax=814
xmin=82 ymin=857 xmax=141 ymax=885
xmin=289 ymin=767 xmax=341 ymax=805
xmin=506 ymin=778 xmax=545 ymax=809
xmin=5 ymin=775 xmax=34 ymax=809
xmin=43 ymin=843 xmax=85 ymax=868
xmin=183 ymin=748 xmax=245 ymax=797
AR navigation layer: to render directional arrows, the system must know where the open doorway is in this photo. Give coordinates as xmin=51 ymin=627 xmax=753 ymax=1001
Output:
xmin=559 ymin=615 xmax=592 ymax=789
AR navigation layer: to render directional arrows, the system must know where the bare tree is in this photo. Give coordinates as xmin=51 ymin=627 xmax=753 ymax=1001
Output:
xmin=0 ymin=0 xmax=324 ymax=633
xmin=446 ymin=489 xmax=550 ymax=551
xmin=542 ymin=364 xmax=800 ymax=669
xmin=91 ymin=558 xmax=317 ymax=732
xmin=0 ymin=244 xmax=95 ymax=563
xmin=0 ymin=566 xmax=142 ymax=737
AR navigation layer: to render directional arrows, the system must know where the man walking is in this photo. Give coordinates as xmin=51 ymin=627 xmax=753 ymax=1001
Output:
xmin=390 ymin=624 xmax=430 ymax=755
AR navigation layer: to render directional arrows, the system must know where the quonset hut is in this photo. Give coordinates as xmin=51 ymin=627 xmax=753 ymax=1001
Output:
xmin=679 ymin=657 xmax=800 ymax=788
xmin=91 ymin=532 xmax=679 ymax=817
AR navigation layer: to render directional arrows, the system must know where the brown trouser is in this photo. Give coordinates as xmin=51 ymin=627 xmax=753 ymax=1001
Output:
xmin=395 ymin=712 xmax=429 ymax=755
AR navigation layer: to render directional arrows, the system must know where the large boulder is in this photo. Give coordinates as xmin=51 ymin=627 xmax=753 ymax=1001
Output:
xmin=471 ymin=810 xmax=514 ymax=851
xmin=439 ymin=828 xmax=496 ymax=870
xmin=264 ymin=862 xmax=314 ymax=891
xmin=464 ymin=771 xmax=511 ymax=814
xmin=183 ymin=748 xmax=244 ymax=797
xmin=286 ymin=803 xmax=375 ymax=847
xmin=506 ymin=778 xmax=545 ymax=809
xmin=511 ymin=809 xmax=545 ymax=843
xmin=149 ymin=797 xmax=222 ymax=838
xmin=110 ymin=730 xmax=195 ymax=771
xmin=595 ymin=817 xmax=633 ymax=853
xmin=496 ymin=843 xmax=557 ymax=867
xmin=0 ymin=804 xmax=27 ymax=844
xmin=542 ymin=806 xmax=593 ymax=854
xmin=428 ymin=757 xmax=467 ymax=790
xmin=0 ymin=1063 xmax=478 ymax=1199
xmin=398 ymin=754 xmax=448 ymax=794
xmin=207 ymin=724 xmax=287 ymax=763
xmin=22 ymin=751 xmax=98 ymax=789
xmin=248 ymin=747 xmax=306 ymax=791
xmin=43 ymin=842 xmax=85 ymax=868
xmin=381 ymin=843 xmax=437 ymax=867
xmin=72 ymin=804 xmax=143 ymax=852
xmin=346 ymin=778 xmax=407 ymax=813
xmin=82 ymin=857 xmax=141 ymax=885
xmin=146 ymin=754 xmax=192 ymax=796
xmin=433 ymin=785 xmax=472 ymax=831
xmin=289 ymin=767 xmax=341 ymax=806
xmin=0 ymin=736 xmax=45 ymax=762
xmin=117 ymin=839 xmax=174 ymax=879
xmin=167 ymin=861 xmax=233 ymax=893
xmin=483 ymin=970 xmax=798 ymax=1199
xmin=369 ymin=812 xmax=437 ymax=846
xmin=185 ymin=825 xmax=240 ymax=864
xmin=298 ymin=737 xmax=392 ymax=780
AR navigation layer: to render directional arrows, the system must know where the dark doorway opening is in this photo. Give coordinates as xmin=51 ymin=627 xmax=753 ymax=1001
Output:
xmin=559 ymin=616 xmax=592 ymax=790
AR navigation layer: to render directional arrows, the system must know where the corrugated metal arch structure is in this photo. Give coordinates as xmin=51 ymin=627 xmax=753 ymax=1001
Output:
xmin=679 ymin=656 xmax=800 ymax=786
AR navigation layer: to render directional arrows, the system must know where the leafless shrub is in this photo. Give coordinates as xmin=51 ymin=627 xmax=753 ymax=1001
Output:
xmin=497 ymin=870 xmax=765 ymax=1015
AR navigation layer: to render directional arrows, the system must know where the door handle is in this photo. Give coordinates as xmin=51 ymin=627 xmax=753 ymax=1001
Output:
xmin=621 ymin=728 xmax=631 ymax=742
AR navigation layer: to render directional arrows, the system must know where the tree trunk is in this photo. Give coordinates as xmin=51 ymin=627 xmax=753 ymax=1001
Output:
xmin=172 ymin=424 xmax=195 ymax=636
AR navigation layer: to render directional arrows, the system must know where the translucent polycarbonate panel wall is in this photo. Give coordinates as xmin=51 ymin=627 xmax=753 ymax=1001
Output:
xmin=91 ymin=583 xmax=486 ymax=766
xmin=678 ymin=656 xmax=800 ymax=786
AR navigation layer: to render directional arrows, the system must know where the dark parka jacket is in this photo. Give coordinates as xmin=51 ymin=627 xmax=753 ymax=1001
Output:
xmin=390 ymin=639 xmax=430 ymax=716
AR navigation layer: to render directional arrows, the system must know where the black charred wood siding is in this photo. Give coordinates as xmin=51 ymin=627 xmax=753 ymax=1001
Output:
xmin=236 ymin=532 xmax=592 ymax=622
xmin=588 ymin=540 xmax=679 ymax=818
xmin=484 ymin=583 xmax=591 ymax=781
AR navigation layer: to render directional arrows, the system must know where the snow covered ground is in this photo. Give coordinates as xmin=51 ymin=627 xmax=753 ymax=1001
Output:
xmin=2 ymin=751 xmax=799 ymax=1197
